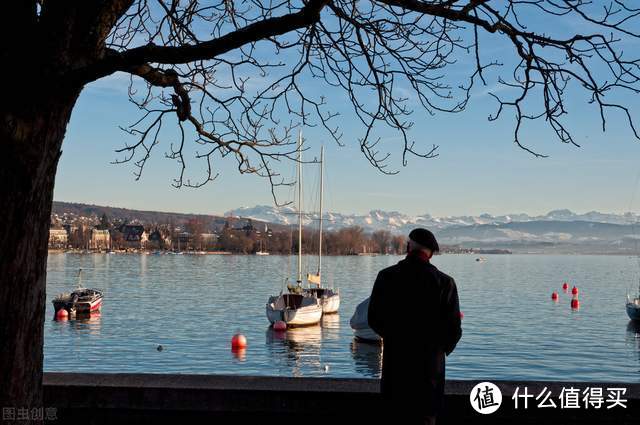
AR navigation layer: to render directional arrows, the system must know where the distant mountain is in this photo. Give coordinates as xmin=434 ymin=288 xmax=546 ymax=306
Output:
xmin=225 ymin=205 xmax=640 ymax=231
xmin=225 ymin=205 xmax=640 ymax=253
xmin=52 ymin=202 xmax=640 ymax=253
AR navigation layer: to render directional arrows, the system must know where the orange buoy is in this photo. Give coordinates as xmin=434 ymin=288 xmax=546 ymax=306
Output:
xmin=273 ymin=321 xmax=287 ymax=331
xmin=551 ymin=291 xmax=559 ymax=301
xmin=571 ymin=286 xmax=578 ymax=295
xmin=55 ymin=309 xmax=68 ymax=320
xmin=562 ymin=282 xmax=569 ymax=291
xmin=231 ymin=334 xmax=247 ymax=349
xmin=459 ymin=312 xmax=464 ymax=320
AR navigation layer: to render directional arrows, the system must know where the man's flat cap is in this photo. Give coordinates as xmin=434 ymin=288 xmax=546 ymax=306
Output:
xmin=409 ymin=228 xmax=439 ymax=252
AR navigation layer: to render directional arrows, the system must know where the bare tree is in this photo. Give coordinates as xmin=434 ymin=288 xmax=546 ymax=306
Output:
xmin=1 ymin=0 xmax=639 ymax=418
xmin=372 ymin=230 xmax=393 ymax=254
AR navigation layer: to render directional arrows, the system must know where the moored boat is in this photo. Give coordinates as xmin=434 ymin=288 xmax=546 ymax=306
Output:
xmin=305 ymin=286 xmax=340 ymax=314
xmin=255 ymin=240 xmax=270 ymax=255
xmin=627 ymin=283 xmax=640 ymax=321
xmin=300 ymin=146 xmax=340 ymax=314
xmin=349 ymin=297 xmax=381 ymax=343
xmin=52 ymin=269 xmax=103 ymax=317
xmin=265 ymin=132 xmax=323 ymax=328
xmin=266 ymin=293 xmax=323 ymax=326
xmin=53 ymin=288 xmax=103 ymax=315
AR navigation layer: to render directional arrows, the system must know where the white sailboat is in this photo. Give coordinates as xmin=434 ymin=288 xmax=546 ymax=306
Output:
xmin=255 ymin=239 xmax=269 ymax=256
xmin=266 ymin=132 xmax=323 ymax=327
xmin=304 ymin=146 xmax=340 ymax=314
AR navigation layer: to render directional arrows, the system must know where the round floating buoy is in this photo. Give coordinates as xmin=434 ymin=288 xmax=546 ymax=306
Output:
xmin=551 ymin=291 xmax=559 ymax=301
xmin=571 ymin=286 xmax=579 ymax=295
xmin=55 ymin=309 xmax=68 ymax=320
xmin=459 ymin=312 xmax=464 ymax=320
xmin=231 ymin=334 xmax=247 ymax=349
xmin=562 ymin=282 xmax=569 ymax=291
xmin=273 ymin=321 xmax=287 ymax=331
xmin=571 ymin=295 xmax=580 ymax=310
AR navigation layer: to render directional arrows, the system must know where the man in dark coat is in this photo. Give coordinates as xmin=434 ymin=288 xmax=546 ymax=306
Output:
xmin=368 ymin=228 xmax=462 ymax=425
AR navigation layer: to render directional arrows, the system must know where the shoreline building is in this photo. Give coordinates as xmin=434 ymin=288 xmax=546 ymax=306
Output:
xmin=48 ymin=228 xmax=69 ymax=249
xmin=90 ymin=229 xmax=111 ymax=251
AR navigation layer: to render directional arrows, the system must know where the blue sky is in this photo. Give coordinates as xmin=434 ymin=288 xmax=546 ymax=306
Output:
xmin=53 ymin=10 xmax=640 ymax=218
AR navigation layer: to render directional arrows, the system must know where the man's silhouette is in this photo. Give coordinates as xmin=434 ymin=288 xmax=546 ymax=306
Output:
xmin=368 ymin=228 xmax=462 ymax=425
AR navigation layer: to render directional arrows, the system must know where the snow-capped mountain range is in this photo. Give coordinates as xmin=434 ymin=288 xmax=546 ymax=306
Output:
xmin=225 ymin=206 xmax=640 ymax=253
xmin=225 ymin=205 xmax=640 ymax=233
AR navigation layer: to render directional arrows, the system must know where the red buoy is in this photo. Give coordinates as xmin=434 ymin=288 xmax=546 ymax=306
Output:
xmin=55 ymin=309 xmax=68 ymax=320
xmin=562 ymin=282 xmax=569 ymax=291
xmin=273 ymin=321 xmax=287 ymax=331
xmin=551 ymin=291 xmax=559 ymax=301
xmin=570 ymin=295 xmax=580 ymax=310
xmin=231 ymin=334 xmax=247 ymax=349
xmin=571 ymin=286 xmax=578 ymax=295
xmin=459 ymin=312 xmax=464 ymax=320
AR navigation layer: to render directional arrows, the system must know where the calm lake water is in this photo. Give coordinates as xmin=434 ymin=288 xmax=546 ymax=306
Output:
xmin=45 ymin=253 xmax=640 ymax=382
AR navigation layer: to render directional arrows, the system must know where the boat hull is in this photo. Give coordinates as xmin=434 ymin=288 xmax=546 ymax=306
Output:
xmin=266 ymin=294 xmax=323 ymax=327
xmin=353 ymin=328 xmax=382 ymax=343
xmin=320 ymin=294 xmax=340 ymax=314
xmin=350 ymin=297 xmax=382 ymax=343
xmin=627 ymin=302 xmax=640 ymax=321
xmin=303 ymin=288 xmax=340 ymax=314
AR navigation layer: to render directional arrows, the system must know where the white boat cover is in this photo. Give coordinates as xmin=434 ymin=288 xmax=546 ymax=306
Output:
xmin=350 ymin=297 xmax=372 ymax=330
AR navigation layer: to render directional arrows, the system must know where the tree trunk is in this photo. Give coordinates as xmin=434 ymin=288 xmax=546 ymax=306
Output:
xmin=0 ymin=93 xmax=79 ymax=424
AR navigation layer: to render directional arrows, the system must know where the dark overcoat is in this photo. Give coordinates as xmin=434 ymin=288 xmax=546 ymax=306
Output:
xmin=368 ymin=255 xmax=462 ymax=421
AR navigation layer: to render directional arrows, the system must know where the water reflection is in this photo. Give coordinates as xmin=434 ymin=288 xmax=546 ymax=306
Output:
xmin=266 ymin=326 xmax=322 ymax=376
xmin=626 ymin=321 xmax=640 ymax=370
xmin=45 ymin=253 xmax=640 ymax=381
xmin=350 ymin=339 xmax=382 ymax=378
xmin=320 ymin=314 xmax=340 ymax=340
xmin=69 ymin=312 xmax=102 ymax=335
xmin=232 ymin=347 xmax=247 ymax=361
xmin=50 ymin=312 xmax=102 ymax=336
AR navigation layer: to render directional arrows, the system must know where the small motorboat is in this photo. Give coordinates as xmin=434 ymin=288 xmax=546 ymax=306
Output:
xmin=626 ymin=283 xmax=640 ymax=321
xmin=53 ymin=288 xmax=103 ymax=316
xmin=349 ymin=297 xmax=381 ymax=343
xmin=52 ymin=269 xmax=103 ymax=316
xmin=266 ymin=293 xmax=323 ymax=327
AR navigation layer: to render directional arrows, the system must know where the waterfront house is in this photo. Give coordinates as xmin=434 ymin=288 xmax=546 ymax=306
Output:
xmin=48 ymin=228 xmax=69 ymax=249
xmin=119 ymin=224 xmax=148 ymax=250
xmin=148 ymin=228 xmax=171 ymax=250
xmin=90 ymin=228 xmax=111 ymax=251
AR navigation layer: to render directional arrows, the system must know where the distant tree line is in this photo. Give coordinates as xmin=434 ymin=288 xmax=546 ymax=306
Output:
xmin=52 ymin=213 xmax=409 ymax=255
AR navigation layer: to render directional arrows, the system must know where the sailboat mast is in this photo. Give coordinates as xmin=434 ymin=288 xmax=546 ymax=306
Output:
xmin=297 ymin=131 xmax=303 ymax=284
xmin=317 ymin=146 xmax=324 ymax=279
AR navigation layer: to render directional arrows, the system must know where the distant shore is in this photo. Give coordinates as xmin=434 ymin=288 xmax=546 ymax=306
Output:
xmin=47 ymin=249 xmax=640 ymax=256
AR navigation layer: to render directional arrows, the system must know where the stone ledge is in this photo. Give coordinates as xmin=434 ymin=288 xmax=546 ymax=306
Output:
xmin=43 ymin=373 xmax=639 ymax=424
